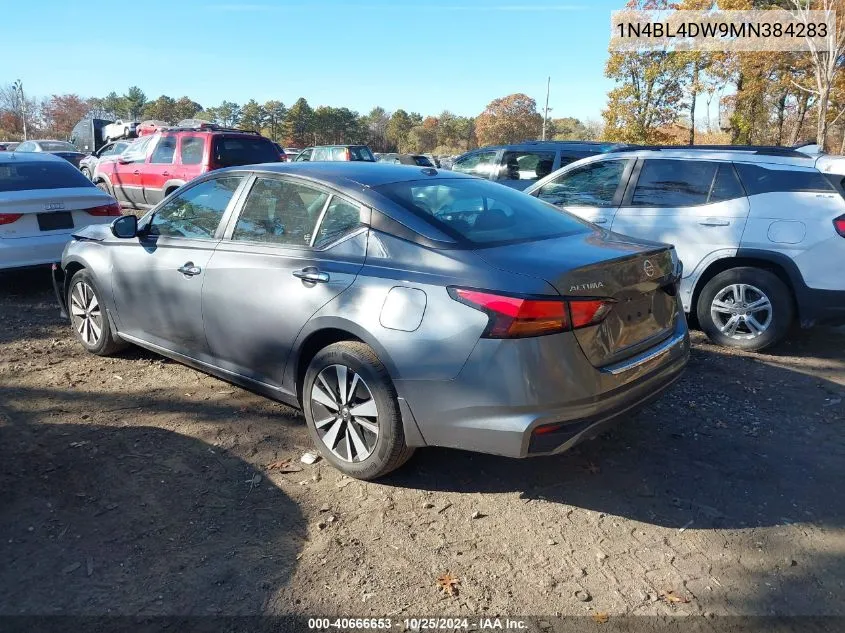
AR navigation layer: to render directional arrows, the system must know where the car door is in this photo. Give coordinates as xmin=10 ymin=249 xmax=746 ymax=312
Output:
xmin=611 ymin=158 xmax=750 ymax=280
xmin=112 ymin=136 xmax=152 ymax=206
xmin=201 ymin=175 xmax=368 ymax=387
xmin=530 ymin=157 xmax=633 ymax=227
xmin=109 ymin=174 xmax=248 ymax=359
xmin=494 ymin=149 xmax=557 ymax=190
xmin=142 ymin=134 xmax=178 ymax=206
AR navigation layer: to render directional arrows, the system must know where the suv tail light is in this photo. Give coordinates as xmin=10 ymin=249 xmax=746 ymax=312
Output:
xmin=87 ymin=202 xmax=122 ymax=216
xmin=345 ymin=148 xmax=351 ymax=161
xmin=0 ymin=213 xmax=23 ymax=225
xmin=448 ymin=288 xmax=614 ymax=338
xmin=835 ymin=214 xmax=845 ymax=237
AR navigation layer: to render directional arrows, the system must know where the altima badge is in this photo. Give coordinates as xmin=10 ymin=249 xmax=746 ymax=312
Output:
xmin=569 ymin=282 xmax=605 ymax=292
xmin=643 ymin=260 xmax=655 ymax=278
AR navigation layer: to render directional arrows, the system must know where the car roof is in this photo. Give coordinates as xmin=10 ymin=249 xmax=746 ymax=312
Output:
xmin=462 ymin=141 xmax=623 ymax=154
xmin=0 ymin=151 xmax=65 ymax=163
xmin=219 ymin=161 xmax=475 ymax=188
xmin=595 ymin=147 xmax=819 ymax=168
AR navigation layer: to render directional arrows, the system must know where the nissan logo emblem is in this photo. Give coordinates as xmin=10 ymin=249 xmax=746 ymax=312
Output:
xmin=643 ymin=260 xmax=655 ymax=278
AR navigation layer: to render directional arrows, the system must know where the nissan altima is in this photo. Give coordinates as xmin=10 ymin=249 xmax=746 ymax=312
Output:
xmin=53 ymin=162 xmax=690 ymax=479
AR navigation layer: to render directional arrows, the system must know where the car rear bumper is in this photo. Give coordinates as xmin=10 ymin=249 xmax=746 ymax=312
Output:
xmin=0 ymin=234 xmax=74 ymax=270
xmin=395 ymin=318 xmax=690 ymax=458
xmin=798 ymin=287 xmax=845 ymax=327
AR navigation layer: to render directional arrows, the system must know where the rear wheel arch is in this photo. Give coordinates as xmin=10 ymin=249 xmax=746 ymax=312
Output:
xmin=690 ymin=254 xmax=798 ymax=324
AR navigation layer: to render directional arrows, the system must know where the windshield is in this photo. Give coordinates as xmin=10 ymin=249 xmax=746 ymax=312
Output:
xmin=375 ymin=178 xmax=590 ymax=246
xmin=40 ymin=141 xmax=78 ymax=152
xmin=0 ymin=160 xmax=95 ymax=192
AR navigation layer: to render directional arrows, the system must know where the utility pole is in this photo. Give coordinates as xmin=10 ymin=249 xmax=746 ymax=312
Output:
xmin=12 ymin=79 xmax=27 ymax=140
xmin=541 ymin=76 xmax=550 ymax=141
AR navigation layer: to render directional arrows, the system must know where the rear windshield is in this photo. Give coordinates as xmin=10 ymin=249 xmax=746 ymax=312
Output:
xmin=413 ymin=155 xmax=434 ymax=167
xmin=375 ymin=178 xmax=590 ymax=246
xmin=39 ymin=141 xmax=78 ymax=152
xmin=0 ymin=160 xmax=95 ymax=192
xmin=349 ymin=146 xmax=375 ymax=162
xmin=213 ymin=136 xmax=280 ymax=167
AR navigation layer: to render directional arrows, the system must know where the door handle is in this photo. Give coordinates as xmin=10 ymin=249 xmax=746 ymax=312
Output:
xmin=293 ymin=268 xmax=329 ymax=283
xmin=177 ymin=262 xmax=202 ymax=276
xmin=162 ymin=171 xmax=170 ymax=176
xmin=133 ymin=170 xmax=140 ymax=175
xmin=699 ymin=218 xmax=730 ymax=227
xmin=591 ymin=218 xmax=608 ymax=224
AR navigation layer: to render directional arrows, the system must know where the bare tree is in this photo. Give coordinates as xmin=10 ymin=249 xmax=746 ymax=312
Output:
xmin=791 ymin=0 xmax=845 ymax=150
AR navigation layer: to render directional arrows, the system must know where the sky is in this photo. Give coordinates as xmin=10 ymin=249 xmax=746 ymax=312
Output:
xmin=5 ymin=0 xmax=623 ymax=122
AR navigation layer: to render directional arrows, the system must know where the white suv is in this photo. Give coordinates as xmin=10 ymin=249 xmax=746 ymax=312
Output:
xmin=525 ymin=147 xmax=845 ymax=350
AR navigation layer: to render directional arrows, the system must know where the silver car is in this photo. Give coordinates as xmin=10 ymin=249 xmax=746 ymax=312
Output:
xmin=53 ymin=162 xmax=690 ymax=479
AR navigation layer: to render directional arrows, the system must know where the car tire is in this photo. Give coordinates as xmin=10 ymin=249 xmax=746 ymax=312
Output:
xmin=302 ymin=341 xmax=414 ymax=480
xmin=80 ymin=167 xmax=91 ymax=180
xmin=67 ymin=270 xmax=128 ymax=356
xmin=696 ymin=267 xmax=793 ymax=352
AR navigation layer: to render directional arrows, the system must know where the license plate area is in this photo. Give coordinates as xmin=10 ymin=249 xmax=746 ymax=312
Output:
xmin=617 ymin=294 xmax=654 ymax=325
xmin=37 ymin=212 xmax=74 ymax=231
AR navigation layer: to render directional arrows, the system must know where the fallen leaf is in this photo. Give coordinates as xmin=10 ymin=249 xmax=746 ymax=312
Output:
xmin=266 ymin=459 xmax=302 ymax=474
xmin=660 ymin=589 xmax=690 ymax=604
xmin=592 ymin=612 xmax=609 ymax=624
xmin=436 ymin=572 xmax=460 ymax=596
xmin=584 ymin=462 xmax=601 ymax=475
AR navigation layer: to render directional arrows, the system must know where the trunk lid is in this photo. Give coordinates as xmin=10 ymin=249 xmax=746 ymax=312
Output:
xmin=475 ymin=231 xmax=682 ymax=367
xmin=0 ymin=187 xmax=114 ymax=239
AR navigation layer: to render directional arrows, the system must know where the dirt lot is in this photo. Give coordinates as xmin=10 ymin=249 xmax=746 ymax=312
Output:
xmin=1 ymin=268 xmax=843 ymax=621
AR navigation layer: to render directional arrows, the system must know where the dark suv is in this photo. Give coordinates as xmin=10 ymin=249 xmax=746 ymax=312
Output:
xmin=94 ymin=123 xmax=283 ymax=210
xmin=450 ymin=141 xmax=624 ymax=190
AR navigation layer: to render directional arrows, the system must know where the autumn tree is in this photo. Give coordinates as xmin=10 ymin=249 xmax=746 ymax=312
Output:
xmin=474 ymin=93 xmax=542 ymax=146
xmin=550 ymin=117 xmax=590 ymax=140
xmin=41 ymin=94 xmax=90 ymax=138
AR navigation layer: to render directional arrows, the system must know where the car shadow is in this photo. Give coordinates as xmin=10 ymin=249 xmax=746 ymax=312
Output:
xmin=0 ymin=404 xmax=306 ymax=615
xmin=384 ymin=339 xmax=845 ymax=532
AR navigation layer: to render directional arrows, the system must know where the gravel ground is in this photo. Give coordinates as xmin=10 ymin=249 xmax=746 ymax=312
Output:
xmin=0 ymin=268 xmax=843 ymax=620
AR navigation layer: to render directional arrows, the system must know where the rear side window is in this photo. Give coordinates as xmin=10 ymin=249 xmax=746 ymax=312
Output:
xmin=632 ymin=159 xmax=743 ymax=207
xmin=349 ymin=146 xmax=375 ymax=162
xmin=375 ymin=178 xmax=589 ymax=246
xmin=314 ymin=197 xmax=363 ymax=247
xmin=0 ymin=161 xmax=95 ymax=192
xmin=734 ymin=163 xmax=834 ymax=195
xmin=150 ymin=136 xmax=177 ymax=164
xmin=498 ymin=150 xmax=556 ymax=182
xmin=213 ymin=136 xmax=279 ymax=167
xmin=233 ymin=178 xmax=328 ymax=246
xmin=180 ymin=137 xmax=206 ymax=165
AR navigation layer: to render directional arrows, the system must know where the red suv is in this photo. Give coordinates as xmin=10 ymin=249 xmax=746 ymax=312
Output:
xmin=94 ymin=123 xmax=283 ymax=210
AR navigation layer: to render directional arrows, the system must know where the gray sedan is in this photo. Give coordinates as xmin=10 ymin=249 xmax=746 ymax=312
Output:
xmin=53 ymin=162 xmax=689 ymax=479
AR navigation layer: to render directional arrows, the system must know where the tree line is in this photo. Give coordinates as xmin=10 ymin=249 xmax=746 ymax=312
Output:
xmin=0 ymin=84 xmax=602 ymax=154
xmin=604 ymin=0 xmax=845 ymax=151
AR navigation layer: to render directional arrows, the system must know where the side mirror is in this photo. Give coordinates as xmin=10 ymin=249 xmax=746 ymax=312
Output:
xmin=117 ymin=155 xmax=131 ymax=164
xmin=111 ymin=214 xmax=137 ymax=239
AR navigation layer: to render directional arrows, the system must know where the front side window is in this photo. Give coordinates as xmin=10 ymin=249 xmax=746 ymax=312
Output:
xmin=232 ymin=178 xmax=328 ymax=246
xmin=314 ymin=197 xmax=363 ymax=247
xmin=121 ymin=137 xmax=152 ymax=163
xmin=180 ymin=136 xmax=206 ymax=165
xmin=497 ymin=151 xmax=556 ymax=182
xmin=149 ymin=176 xmax=242 ymax=239
xmin=375 ymin=178 xmax=590 ymax=246
xmin=150 ymin=136 xmax=177 ymax=164
xmin=452 ymin=151 xmax=498 ymax=178
xmin=632 ymin=159 xmax=729 ymax=207
xmin=536 ymin=159 xmax=629 ymax=207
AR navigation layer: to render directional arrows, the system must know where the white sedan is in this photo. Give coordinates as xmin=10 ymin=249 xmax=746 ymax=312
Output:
xmin=0 ymin=153 xmax=122 ymax=270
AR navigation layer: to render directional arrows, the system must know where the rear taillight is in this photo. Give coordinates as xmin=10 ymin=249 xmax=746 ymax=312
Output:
xmin=87 ymin=202 xmax=122 ymax=216
xmin=0 ymin=213 xmax=23 ymax=225
xmin=345 ymin=148 xmax=351 ymax=161
xmin=449 ymin=288 xmax=614 ymax=338
xmin=835 ymin=214 xmax=845 ymax=237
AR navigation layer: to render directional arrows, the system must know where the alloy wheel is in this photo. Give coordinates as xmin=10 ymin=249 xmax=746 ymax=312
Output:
xmin=70 ymin=281 xmax=103 ymax=346
xmin=310 ymin=364 xmax=379 ymax=463
xmin=710 ymin=283 xmax=773 ymax=340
